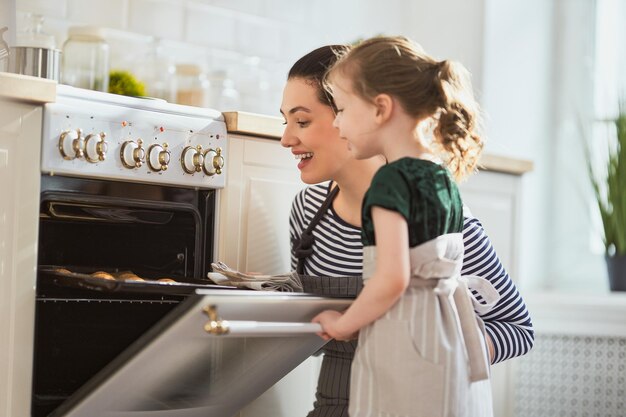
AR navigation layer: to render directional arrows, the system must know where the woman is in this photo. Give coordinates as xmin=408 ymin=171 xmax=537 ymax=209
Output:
xmin=279 ymin=45 xmax=534 ymax=417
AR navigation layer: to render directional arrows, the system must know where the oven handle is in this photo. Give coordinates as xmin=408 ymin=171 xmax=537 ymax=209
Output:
xmin=203 ymin=305 xmax=323 ymax=336
xmin=205 ymin=320 xmax=323 ymax=336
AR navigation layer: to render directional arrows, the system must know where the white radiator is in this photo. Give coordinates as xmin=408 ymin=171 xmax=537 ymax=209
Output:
xmin=514 ymin=333 xmax=626 ymax=417
xmin=513 ymin=292 xmax=626 ymax=417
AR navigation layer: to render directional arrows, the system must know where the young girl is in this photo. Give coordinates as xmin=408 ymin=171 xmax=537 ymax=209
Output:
xmin=311 ymin=36 xmax=497 ymax=417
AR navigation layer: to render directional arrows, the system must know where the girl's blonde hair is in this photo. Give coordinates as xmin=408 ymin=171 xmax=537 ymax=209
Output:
xmin=327 ymin=36 xmax=483 ymax=180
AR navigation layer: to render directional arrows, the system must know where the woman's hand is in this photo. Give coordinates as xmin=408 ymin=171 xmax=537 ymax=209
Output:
xmin=312 ymin=310 xmax=356 ymax=341
xmin=486 ymin=333 xmax=495 ymax=363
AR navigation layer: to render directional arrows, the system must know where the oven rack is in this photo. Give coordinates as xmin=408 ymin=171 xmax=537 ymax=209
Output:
xmin=38 ymin=265 xmax=238 ymax=297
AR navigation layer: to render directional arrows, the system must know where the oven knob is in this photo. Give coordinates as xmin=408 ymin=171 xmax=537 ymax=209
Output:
xmin=120 ymin=139 xmax=145 ymax=168
xmin=181 ymin=145 xmax=204 ymax=174
xmin=58 ymin=128 xmax=84 ymax=160
xmin=84 ymin=132 xmax=108 ymax=163
xmin=147 ymin=143 xmax=170 ymax=172
xmin=202 ymin=147 xmax=225 ymax=176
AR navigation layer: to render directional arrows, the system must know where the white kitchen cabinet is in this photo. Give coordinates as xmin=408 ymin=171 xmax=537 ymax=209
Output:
xmin=216 ymin=134 xmax=305 ymax=275
xmin=459 ymin=169 xmax=523 ymax=284
xmin=218 ymin=134 xmax=526 ymax=286
xmin=216 ymin=132 xmax=322 ymax=417
xmin=0 ymin=74 xmax=54 ymax=417
xmin=459 ymin=169 xmax=526 ymax=417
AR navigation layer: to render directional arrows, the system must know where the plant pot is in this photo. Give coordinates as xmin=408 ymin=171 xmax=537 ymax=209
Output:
xmin=606 ymin=254 xmax=626 ymax=291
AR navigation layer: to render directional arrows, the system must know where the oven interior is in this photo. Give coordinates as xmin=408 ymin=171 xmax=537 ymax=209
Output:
xmin=32 ymin=176 xmax=218 ymax=417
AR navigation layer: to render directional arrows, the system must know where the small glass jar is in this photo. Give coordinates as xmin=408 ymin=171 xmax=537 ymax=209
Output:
xmin=136 ymin=38 xmax=177 ymax=102
xmin=207 ymin=70 xmax=240 ymax=110
xmin=61 ymin=26 xmax=109 ymax=92
xmin=175 ymin=64 xmax=209 ymax=107
xmin=16 ymin=13 xmax=56 ymax=49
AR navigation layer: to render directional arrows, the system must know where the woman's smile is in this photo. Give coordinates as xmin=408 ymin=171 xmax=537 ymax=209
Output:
xmin=294 ymin=152 xmax=314 ymax=169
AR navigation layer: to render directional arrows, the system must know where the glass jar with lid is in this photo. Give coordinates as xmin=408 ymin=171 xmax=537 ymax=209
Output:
xmin=135 ymin=37 xmax=177 ymax=102
xmin=61 ymin=26 xmax=109 ymax=92
xmin=206 ymin=70 xmax=240 ymax=110
xmin=16 ymin=13 xmax=56 ymax=49
xmin=175 ymin=64 xmax=209 ymax=107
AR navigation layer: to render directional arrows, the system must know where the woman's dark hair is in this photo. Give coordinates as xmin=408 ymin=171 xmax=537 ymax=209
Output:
xmin=287 ymin=44 xmax=350 ymax=112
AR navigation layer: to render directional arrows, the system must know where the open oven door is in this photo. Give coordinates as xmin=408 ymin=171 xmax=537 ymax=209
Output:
xmin=49 ymin=289 xmax=351 ymax=417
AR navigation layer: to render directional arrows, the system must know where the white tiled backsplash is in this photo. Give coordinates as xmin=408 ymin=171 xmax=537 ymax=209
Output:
xmin=15 ymin=0 xmax=411 ymax=115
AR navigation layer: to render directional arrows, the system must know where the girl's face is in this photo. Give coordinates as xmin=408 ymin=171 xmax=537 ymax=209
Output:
xmin=280 ymin=78 xmax=353 ymax=184
xmin=330 ymin=74 xmax=380 ymax=160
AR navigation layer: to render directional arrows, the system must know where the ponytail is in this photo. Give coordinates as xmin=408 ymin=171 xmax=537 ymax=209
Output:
xmin=433 ymin=60 xmax=483 ymax=181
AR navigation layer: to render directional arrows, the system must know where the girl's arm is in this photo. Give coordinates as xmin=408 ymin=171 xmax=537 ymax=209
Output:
xmin=461 ymin=215 xmax=535 ymax=363
xmin=313 ymin=206 xmax=409 ymax=340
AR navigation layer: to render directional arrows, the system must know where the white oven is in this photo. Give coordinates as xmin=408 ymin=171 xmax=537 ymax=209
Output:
xmin=1 ymin=84 xmax=351 ymax=417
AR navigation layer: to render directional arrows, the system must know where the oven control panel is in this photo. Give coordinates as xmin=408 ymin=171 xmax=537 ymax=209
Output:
xmin=41 ymin=91 xmax=228 ymax=189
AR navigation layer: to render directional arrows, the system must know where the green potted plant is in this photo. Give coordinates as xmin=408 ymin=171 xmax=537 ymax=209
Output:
xmin=586 ymin=102 xmax=626 ymax=291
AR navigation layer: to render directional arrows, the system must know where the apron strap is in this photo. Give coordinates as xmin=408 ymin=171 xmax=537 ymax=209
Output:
xmin=431 ymin=274 xmax=500 ymax=382
xmin=453 ymin=275 xmax=500 ymax=382
xmin=293 ymin=185 xmax=340 ymax=274
xmin=461 ymin=274 xmax=501 ymax=315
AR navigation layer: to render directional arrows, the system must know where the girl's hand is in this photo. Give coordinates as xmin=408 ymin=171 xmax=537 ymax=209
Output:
xmin=312 ymin=310 xmax=356 ymax=341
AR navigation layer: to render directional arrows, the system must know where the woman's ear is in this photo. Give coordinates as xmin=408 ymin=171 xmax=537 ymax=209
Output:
xmin=373 ymin=94 xmax=393 ymax=123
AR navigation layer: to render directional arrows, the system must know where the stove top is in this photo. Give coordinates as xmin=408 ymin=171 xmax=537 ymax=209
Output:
xmin=41 ymin=85 xmax=228 ymax=189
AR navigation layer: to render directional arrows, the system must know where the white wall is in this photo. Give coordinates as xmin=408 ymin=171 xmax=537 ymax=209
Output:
xmin=15 ymin=0 xmax=585 ymax=291
xmin=548 ymin=0 xmax=604 ymax=292
xmin=407 ymin=0 xmax=556 ymax=291
xmin=405 ymin=0 xmax=485 ymax=97
xmin=15 ymin=0 xmax=416 ymax=114
xmin=481 ymin=0 xmax=555 ymax=291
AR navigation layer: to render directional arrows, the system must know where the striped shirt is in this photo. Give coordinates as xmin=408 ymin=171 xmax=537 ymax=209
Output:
xmin=289 ymin=182 xmax=534 ymax=364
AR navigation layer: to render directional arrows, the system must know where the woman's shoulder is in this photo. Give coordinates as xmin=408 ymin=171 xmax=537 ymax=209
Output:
xmin=292 ymin=182 xmax=332 ymax=212
xmin=462 ymin=205 xmax=474 ymax=219
xmin=461 ymin=207 xmax=485 ymax=232
xmin=296 ymin=182 xmax=331 ymax=200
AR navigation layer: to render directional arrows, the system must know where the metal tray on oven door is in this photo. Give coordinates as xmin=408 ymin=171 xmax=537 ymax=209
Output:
xmin=50 ymin=289 xmax=352 ymax=417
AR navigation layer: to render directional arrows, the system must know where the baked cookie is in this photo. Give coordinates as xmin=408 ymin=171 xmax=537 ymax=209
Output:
xmin=91 ymin=271 xmax=115 ymax=280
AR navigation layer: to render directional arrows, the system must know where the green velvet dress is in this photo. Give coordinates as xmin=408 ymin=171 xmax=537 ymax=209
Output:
xmin=361 ymin=157 xmax=463 ymax=247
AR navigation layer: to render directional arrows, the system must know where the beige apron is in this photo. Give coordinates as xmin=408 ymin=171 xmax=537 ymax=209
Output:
xmin=349 ymin=233 xmax=499 ymax=417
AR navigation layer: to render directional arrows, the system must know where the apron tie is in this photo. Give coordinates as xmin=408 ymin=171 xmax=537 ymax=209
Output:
xmin=460 ymin=274 xmax=500 ymax=315
xmin=419 ymin=274 xmax=499 ymax=382
xmin=454 ymin=275 xmax=500 ymax=382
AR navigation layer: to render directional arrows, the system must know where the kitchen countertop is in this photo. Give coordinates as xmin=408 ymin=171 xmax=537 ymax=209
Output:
xmin=223 ymin=111 xmax=533 ymax=175
xmin=0 ymin=72 xmax=56 ymax=103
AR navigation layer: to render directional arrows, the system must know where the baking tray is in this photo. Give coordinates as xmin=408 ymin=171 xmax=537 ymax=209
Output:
xmin=38 ymin=265 xmax=238 ymax=296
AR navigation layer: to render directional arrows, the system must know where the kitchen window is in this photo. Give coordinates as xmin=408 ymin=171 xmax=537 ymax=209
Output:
xmin=549 ymin=0 xmax=626 ymax=292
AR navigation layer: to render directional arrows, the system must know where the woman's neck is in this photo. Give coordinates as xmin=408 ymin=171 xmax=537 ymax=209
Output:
xmin=331 ymin=156 xmax=383 ymax=227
